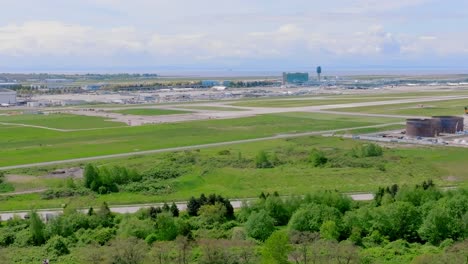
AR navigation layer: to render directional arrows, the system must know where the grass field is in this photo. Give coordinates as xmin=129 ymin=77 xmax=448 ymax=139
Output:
xmin=229 ymin=97 xmax=408 ymax=108
xmin=2 ymin=135 xmax=467 ymax=211
xmin=0 ymin=113 xmax=125 ymax=129
xmin=177 ymin=106 xmax=247 ymax=111
xmin=110 ymin=108 xmax=192 ymax=116
xmin=0 ymin=112 xmax=401 ymax=167
xmin=333 ymin=98 xmax=468 ymax=116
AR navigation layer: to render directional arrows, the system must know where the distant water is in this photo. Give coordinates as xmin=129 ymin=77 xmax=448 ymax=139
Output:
xmin=7 ymin=68 xmax=467 ymax=77
xmin=155 ymin=68 xmax=468 ymax=78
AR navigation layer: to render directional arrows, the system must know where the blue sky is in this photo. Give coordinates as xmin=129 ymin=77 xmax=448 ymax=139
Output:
xmin=1 ymin=0 xmax=467 ymax=73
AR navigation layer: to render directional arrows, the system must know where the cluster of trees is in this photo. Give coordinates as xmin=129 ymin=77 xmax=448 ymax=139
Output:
xmin=187 ymin=194 xmax=234 ymax=220
xmin=0 ymin=185 xmax=468 ymax=263
xmin=83 ymin=164 xmax=141 ymax=194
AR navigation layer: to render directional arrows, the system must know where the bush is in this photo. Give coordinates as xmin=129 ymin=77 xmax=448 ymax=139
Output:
xmin=120 ymin=181 xmax=172 ymax=195
xmin=199 ymin=203 xmax=227 ymax=225
xmin=352 ymin=143 xmax=383 ymax=158
xmin=45 ymin=236 xmax=70 ymax=257
xmin=0 ymin=182 xmax=14 ymax=193
xmin=143 ymin=163 xmax=187 ymax=180
xmin=0 ymin=228 xmax=16 ymax=246
xmin=118 ymin=216 xmax=154 ymax=239
xmin=256 ymin=150 xmax=274 ymax=168
xmin=245 ymin=210 xmax=275 ymax=241
xmin=14 ymin=229 xmax=33 ymax=247
xmin=41 ymin=187 xmax=91 ymax=200
xmin=310 ymin=149 xmax=328 ymax=167
xmin=289 ymin=203 xmax=342 ymax=233
xmin=93 ymin=227 xmax=116 ymax=245
xmin=154 ymin=213 xmax=178 ymax=241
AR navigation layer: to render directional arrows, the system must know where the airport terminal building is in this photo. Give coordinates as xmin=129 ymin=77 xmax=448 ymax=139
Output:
xmin=282 ymin=72 xmax=309 ymax=85
xmin=0 ymin=88 xmax=17 ymax=105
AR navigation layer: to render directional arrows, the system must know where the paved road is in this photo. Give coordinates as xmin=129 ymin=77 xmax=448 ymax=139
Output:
xmin=0 ymin=193 xmax=375 ymax=221
xmin=0 ymin=122 xmax=403 ymax=171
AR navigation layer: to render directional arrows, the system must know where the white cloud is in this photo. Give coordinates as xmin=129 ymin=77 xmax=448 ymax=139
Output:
xmin=0 ymin=19 xmax=467 ymax=69
xmin=0 ymin=21 xmax=147 ymax=57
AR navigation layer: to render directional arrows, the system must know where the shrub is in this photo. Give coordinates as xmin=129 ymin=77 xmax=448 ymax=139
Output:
xmin=118 ymin=216 xmax=154 ymax=239
xmin=143 ymin=163 xmax=187 ymax=180
xmin=245 ymin=210 xmax=275 ymax=241
xmin=199 ymin=203 xmax=227 ymax=226
xmin=154 ymin=213 xmax=178 ymax=241
xmin=218 ymin=149 xmax=231 ymax=155
xmin=310 ymin=149 xmax=328 ymax=167
xmin=45 ymin=236 xmax=70 ymax=257
xmin=256 ymin=150 xmax=273 ymax=168
xmin=352 ymin=143 xmax=383 ymax=158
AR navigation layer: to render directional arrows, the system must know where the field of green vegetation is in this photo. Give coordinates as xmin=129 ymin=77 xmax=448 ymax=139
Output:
xmin=0 ymin=114 xmax=124 ymax=130
xmin=0 ymin=112 xmax=401 ymax=167
xmin=229 ymin=98 xmax=395 ymax=108
xmin=177 ymin=106 xmax=247 ymax=111
xmin=333 ymin=98 xmax=468 ymax=116
xmin=110 ymin=108 xmax=192 ymax=116
xmin=2 ymin=135 xmax=467 ymax=211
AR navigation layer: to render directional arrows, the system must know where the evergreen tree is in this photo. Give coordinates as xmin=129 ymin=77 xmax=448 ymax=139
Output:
xmin=29 ymin=211 xmax=45 ymax=246
xmin=187 ymin=197 xmax=200 ymax=216
xmin=84 ymin=164 xmax=98 ymax=189
xmin=170 ymin=202 xmax=180 ymax=217
xmin=162 ymin=202 xmax=170 ymax=212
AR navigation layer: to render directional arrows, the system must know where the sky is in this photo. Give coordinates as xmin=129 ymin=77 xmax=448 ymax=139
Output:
xmin=1 ymin=0 xmax=468 ymax=73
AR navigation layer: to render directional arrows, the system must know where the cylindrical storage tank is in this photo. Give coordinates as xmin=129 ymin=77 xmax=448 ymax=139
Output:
xmin=406 ymin=119 xmax=437 ymax=137
xmin=431 ymin=116 xmax=464 ymax=133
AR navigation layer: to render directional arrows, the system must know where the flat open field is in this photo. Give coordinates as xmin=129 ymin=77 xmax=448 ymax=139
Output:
xmin=0 ymin=112 xmax=401 ymax=167
xmin=333 ymin=98 xmax=468 ymax=116
xmin=229 ymin=98 xmax=396 ymax=108
xmin=177 ymin=106 xmax=247 ymax=111
xmin=110 ymin=108 xmax=192 ymax=116
xmin=0 ymin=114 xmax=125 ymax=129
xmin=2 ymin=135 xmax=467 ymax=211
xmin=3 ymin=89 xmax=468 ymax=212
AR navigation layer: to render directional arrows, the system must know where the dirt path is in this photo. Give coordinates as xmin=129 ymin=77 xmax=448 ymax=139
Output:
xmin=0 ymin=188 xmax=47 ymax=196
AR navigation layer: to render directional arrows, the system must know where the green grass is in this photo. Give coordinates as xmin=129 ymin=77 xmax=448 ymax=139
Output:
xmin=333 ymin=98 xmax=468 ymax=116
xmin=2 ymin=135 xmax=468 ymax=211
xmin=178 ymin=106 xmax=247 ymax=111
xmin=230 ymin=98 xmax=402 ymax=108
xmin=110 ymin=108 xmax=192 ymax=116
xmin=0 ymin=112 xmax=401 ymax=167
xmin=0 ymin=113 xmax=125 ymax=129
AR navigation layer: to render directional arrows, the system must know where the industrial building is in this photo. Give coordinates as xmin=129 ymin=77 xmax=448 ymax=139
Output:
xmin=0 ymin=88 xmax=17 ymax=105
xmin=282 ymin=72 xmax=309 ymax=85
xmin=406 ymin=116 xmax=464 ymax=137
xmin=82 ymin=84 xmax=105 ymax=91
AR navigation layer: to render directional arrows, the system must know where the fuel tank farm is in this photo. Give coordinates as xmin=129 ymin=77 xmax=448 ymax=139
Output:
xmin=406 ymin=116 xmax=464 ymax=138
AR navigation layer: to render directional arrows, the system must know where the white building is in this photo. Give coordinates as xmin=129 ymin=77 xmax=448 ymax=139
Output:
xmin=0 ymin=88 xmax=17 ymax=105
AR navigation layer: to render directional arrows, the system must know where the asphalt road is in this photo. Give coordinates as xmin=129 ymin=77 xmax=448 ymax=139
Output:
xmin=0 ymin=193 xmax=375 ymax=221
